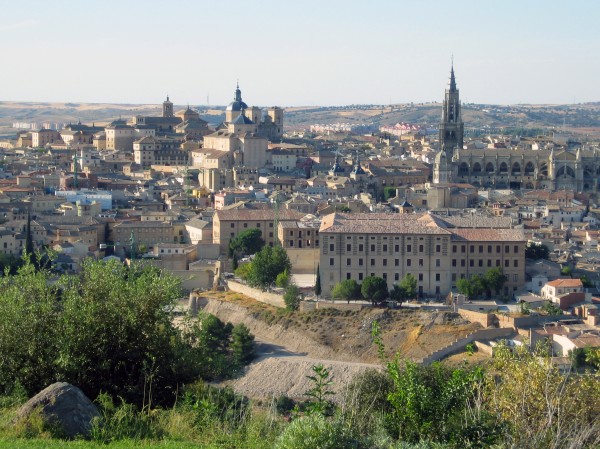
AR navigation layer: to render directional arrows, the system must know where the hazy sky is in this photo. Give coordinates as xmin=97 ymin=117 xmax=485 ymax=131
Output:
xmin=2 ymin=0 xmax=599 ymax=106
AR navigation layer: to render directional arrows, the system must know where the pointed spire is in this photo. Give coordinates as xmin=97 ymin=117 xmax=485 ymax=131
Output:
xmin=449 ymin=58 xmax=457 ymax=91
xmin=234 ymin=80 xmax=242 ymax=102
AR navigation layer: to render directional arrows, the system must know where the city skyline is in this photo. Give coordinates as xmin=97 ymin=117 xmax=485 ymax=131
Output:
xmin=2 ymin=0 xmax=599 ymax=106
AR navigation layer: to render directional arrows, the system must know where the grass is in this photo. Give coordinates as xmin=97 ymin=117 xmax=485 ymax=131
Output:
xmin=0 ymin=441 xmax=206 ymax=449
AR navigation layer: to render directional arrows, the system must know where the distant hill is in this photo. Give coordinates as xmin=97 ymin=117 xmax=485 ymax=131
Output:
xmin=1 ymin=101 xmax=599 ymax=137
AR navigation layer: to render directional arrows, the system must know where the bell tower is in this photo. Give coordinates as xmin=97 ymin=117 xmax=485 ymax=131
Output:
xmin=162 ymin=95 xmax=174 ymax=118
xmin=439 ymin=63 xmax=464 ymax=156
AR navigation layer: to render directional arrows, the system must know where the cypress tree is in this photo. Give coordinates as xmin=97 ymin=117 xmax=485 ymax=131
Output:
xmin=25 ymin=210 xmax=33 ymax=256
xmin=315 ymin=264 xmax=322 ymax=297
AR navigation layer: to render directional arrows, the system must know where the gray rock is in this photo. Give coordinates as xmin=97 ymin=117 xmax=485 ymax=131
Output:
xmin=16 ymin=382 xmax=100 ymax=438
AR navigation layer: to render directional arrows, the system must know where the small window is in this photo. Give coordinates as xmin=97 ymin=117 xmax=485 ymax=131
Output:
xmin=383 ymin=259 xmax=387 ymax=267
xmin=395 ymin=259 xmax=399 ymax=266
xmin=330 ymin=244 xmax=334 ymax=251
xmin=435 ymin=273 xmax=440 ymax=281
xmin=371 ymin=244 xmax=375 ymax=252
xmin=407 ymin=244 xmax=412 ymax=252
xmin=370 ymin=259 xmax=375 ymax=266
xmin=436 ymin=245 xmax=441 ymax=253
xmin=514 ymin=260 xmax=518 ymax=267
xmin=383 ymin=244 xmax=388 ymax=252
xmin=358 ymin=273 xmax=363 ymax=281
xmin=435 ymin=259 xmax=440 ymax=267
xmin=505 ymin=260 xmax=509 ymax=267
xmin=407 ymin=259 xmax=412 ymax=267
xmin=514 ymin=245 xmax=519 ymax=253
xmin=329 ymin=258 xmax=334 ymax=266
xmin=452 ymin=259 xmax=457 ymax=267
xmin=418 ymin=273 xmax=423 ymax=281
xmin=359 ymin=244 xmax=364 ymax=252
xmin=347 ymin=244 xmax=351 ymax=252
xmin=395 ymin=273 xmax=399 ymax=281
xmin=359 ymin=258 xmax=363 ymax=266
xmin=346 ymin=258 xmax=351 ymax=266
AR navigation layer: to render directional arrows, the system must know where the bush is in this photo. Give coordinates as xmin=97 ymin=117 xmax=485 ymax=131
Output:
xmin=284 ymin=284 xmax=301 ymax=311
xmin=275 ymin=395 xmax=296 ymax=415
xmin=342 ymin=369 xmax=393 ymax=435
xmin=275 ymin=414 xmax=366 ymax=449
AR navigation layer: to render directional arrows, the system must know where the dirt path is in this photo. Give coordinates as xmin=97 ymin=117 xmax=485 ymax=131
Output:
xmin=229 ymin=337 xmax=382 ymax=401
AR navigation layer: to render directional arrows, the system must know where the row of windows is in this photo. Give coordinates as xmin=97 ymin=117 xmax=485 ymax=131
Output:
xmin=335 ymin=243 xmax=444 ymax=253
xmin=452 ymin=244 xmax=520 ymax=254
xmin=452 ymin=259 xmax=519 ymax=268
xmin=343 ymin=272 xmax=520 ymax=283
xmin=231 ymin=222 xmax=274 ymax=229
xmin=338 ymin=258 xmax=443 ymax=268
xmin=330 ymin=243 xmax=522 ymax=254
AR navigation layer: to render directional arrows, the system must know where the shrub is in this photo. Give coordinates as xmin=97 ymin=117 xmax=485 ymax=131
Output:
xmin=275 ymin=414 xmax=366 ymax=449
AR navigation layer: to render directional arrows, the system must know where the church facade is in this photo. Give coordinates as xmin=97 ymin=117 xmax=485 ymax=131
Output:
xmin=433 ymin=67 xmax=600 ymax=192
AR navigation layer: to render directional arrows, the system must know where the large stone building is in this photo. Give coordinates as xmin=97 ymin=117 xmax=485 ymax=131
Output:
xmin=433 ymin=66 xmax=600 ymax=192
xmin=319 ymin=212 xmax=526 ymax=299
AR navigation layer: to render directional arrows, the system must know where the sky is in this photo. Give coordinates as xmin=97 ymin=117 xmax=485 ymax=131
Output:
xmin=1 ymin=0 xmax=599 ymax=106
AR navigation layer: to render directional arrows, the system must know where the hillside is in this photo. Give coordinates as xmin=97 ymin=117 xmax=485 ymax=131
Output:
xmin=2 ymin=101 xmax=600 ymax=138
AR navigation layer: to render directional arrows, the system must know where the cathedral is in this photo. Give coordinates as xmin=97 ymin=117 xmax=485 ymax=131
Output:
xmin=433 ymin=67 xmax=600 ymax=192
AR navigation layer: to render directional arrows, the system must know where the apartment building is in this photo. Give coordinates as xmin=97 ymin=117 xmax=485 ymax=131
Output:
xmin=319 ymin=212 xmax=526 ymax=299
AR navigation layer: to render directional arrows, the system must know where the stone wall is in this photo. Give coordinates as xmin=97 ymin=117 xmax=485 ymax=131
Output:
xmin=419 ymin=327 xmax=514 ymax=365
xmin=227 ymin=280 xmax=285 ymax=308
xmin=300 ymin=301 xmax=366 ymax=312
xmin=286 ymin=248 xmax=320 ymax=274
xmin=458 ymin=308 xmax=496 ymax=327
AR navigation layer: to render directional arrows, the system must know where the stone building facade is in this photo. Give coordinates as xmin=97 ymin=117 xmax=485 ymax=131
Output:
xmin=319 ymin=212 xmax=526 ymax=299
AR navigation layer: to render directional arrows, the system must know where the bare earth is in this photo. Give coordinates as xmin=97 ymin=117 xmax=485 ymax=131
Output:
xmin=194 ymin=291 xmax=482 ymax=401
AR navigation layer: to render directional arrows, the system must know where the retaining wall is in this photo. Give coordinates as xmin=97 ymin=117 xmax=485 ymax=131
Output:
xmin=300 ymin=301 xmax=366 ymax=312
xmin=226 ymin=280 xmax=285 ymax=308
xmin=419 ymin=327 xmax=514 ymax=365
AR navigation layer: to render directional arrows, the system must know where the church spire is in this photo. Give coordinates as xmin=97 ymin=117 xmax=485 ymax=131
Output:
xmin=449 ymin=59 xmax=457 ymax=91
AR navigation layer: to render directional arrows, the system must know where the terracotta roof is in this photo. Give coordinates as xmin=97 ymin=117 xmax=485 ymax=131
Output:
xmin=546 ymin=279 xmax=583 ymax=288
xmin=450 ymin=228 xmax=526 ymax=242
xmin=215 ymin=209 xmax=305 ymax=222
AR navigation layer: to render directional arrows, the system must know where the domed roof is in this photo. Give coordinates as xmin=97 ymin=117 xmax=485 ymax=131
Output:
xmin=226 ymin=83 xmax=248 ymax=112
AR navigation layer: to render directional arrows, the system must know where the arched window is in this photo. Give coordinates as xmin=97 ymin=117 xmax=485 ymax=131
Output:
xmin=472 ymin=162 xmax=482 ymax=173
xmin=458 ymin=163 xmax=469 ymax=175
xmin=499 ymin=162 xmax=508 ymax=173
xmin=485 ymin=162 xmax=495 ymax=173
xmin=511 ymin=162 xmax=521 ymax=175
xmin=524 ymin=162 xmax=535 ymax=174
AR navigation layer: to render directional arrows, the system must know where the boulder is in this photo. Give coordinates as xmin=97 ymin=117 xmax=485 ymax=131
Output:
xmin=16 ymin=382 xmax=100 ymax=438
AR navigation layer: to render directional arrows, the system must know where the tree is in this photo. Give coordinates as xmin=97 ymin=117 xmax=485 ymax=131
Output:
xmin=275 ymin=269 xmax=290 ymax=288
xmin=24 ymin=210 xmax=33 ymax=256
xmin=389 ymin=284 xmax=405 ymax=307
xmin=304 ymin=364 xmax=335 ymax=416
xmin=361 ymin=276 xmax=389 ymax=305
xmin=284 ymin=284 xmax=301 ymax=311
xmin=399 ymin=273 xmax=417 ymax=302
xmin=230 ymin=323 xmax=255 ymax=366
xmin=228 ymin=228 xmax=264 ymax=257
xmin=561 ymin=265 xmax=573 ymax=276
xmin=457 ymin=277 xmax=477 ymax=300
xmin=525 ymin=242 xmax=550 ymax=260
xmin=314 ymin=264 xmax=322 ymax=297
xmin=331 ymin=279 xmax=361 ymax=304
xmin=245 ymin=245 xmax=291 ymax=290
xmin=483 ymin=267 xmax=507 ymax=296
xmin=0 ymin=257 xmax=256 ymax=407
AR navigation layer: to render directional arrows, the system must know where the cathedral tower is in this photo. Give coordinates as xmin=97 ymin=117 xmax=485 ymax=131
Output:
xmin=439 ymin=64 xmax=464 ymax=156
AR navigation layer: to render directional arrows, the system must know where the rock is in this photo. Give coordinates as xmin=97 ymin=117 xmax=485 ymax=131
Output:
xmin=16 ymin=382 xmax=100 ymax=438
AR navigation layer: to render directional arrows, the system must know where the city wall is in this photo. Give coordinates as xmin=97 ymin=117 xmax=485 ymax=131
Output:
xmin=226 ymin=280 xmax=285 ymax=308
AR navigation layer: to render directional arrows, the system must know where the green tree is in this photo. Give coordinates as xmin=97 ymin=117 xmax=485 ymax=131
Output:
xmin=361 ymin=276 xmax=389 ymax=305
xmin=457 ymin=277 xmax=476 ymax=300
xmin=483 ymin=267 xmax=507 ymax=296
xmin=246 ymin=245 xmax=292 ymax=290
xmin=331 ymin=279 xmax=361 ymax=303
xmin=579 ymin=274 xmax=594 ymax=288
xmin=24 ymin=210 xmax=34 ymax=256
xmin=234 ymin=262 xmax=252 ymax=280
xmin=230 ymin=323 xmax=255 ymax=366
xmin=283 ymin=284 xmax=301 ymax=311
xmin=561 ymin=265 xmax=573 ymax=276
xmin=305 ymin=364 xmax=335 ymax=416
xmin=228 ymin=228 xmax=264 ymax=257
xmin=389 ymin=284 xmax=405 ymax=307
xmin=275 ymin=269 xmax=290 ymax=288
xmin=399 ymin=273 xmax=417 ymax=301
xmin=525 ymin=242 xmax=550 ymax=260
xmin=314 ymin=264 xmax=322 ymax=297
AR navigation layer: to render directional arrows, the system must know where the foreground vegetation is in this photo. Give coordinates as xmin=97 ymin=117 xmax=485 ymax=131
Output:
xmin=0 ymin=256 xmax=599 ymax=448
